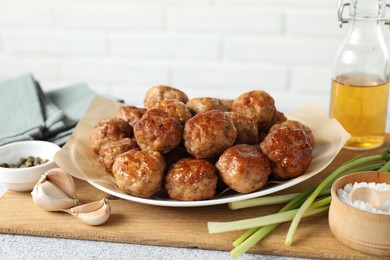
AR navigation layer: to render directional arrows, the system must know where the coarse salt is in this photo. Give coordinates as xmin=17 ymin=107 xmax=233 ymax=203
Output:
xmin=337 ymin=182 xmax=390 ymax=215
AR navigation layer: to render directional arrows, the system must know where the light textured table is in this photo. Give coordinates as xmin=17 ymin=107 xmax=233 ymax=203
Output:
xmin=0 ymin=233 xmax=307 ymax=260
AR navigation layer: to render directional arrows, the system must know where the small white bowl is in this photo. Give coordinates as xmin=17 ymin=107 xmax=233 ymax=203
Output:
xmin=0 ymin=141 xmax=60 ymax=192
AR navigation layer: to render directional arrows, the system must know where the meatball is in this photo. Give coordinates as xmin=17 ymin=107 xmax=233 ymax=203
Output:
xmin=221 ymin=99 xmax=234 ymax=110
xmin=165 ymin=158 xmax=218 ymax=201
xmin=225 ymin=112 xmax=258 ymax=145
xmin=98 ymin=138 xmax=139 ymax=173
xmin=144 ymin=85 xmax=189 ymax=108
xmin=151 ymin=99 xmax=192 ymax=125
xmin=269 ymin=120 xmax=315 ymax=148
xmin=186 ymin=97 xmax=231 ymax=114
xmin=163 ymin=145 xmax=191 ymax=168
xmin=273 ymin=111 xmax=287 ymax=125
xmin=112 ymin=149 xmax=166 ymax=198
xmin=231 ymin=90 xmax=276 ymax=129
xmin=134 ymin=108 xmax=183 ymax=154
xmin=117 ymin=105 xmax=147 ymax=127
xmin=260 ymin=126 xmax=312 ymax=180
xmin=216 ymin=144 xmax=271 ymax=194
xmin=259 ymin=110 xmax=288 ymax=134
xmin=90 ymin=118 xmax=132 ymax=154
xmin=183 ymin=110 xmax=237 ymax=159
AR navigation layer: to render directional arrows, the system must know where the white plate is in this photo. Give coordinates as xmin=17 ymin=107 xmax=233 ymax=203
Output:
xmin=55 ymin=97 xmax=350 ymax=208
xmin=87 ymin=107 xmax=349 ymax=207
xmin=87 ymin=160 xmax=325 ymax=207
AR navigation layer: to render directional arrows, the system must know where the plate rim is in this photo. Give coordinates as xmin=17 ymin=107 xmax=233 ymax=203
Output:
xmin=88 ymin=164 xmax=322 ymax=207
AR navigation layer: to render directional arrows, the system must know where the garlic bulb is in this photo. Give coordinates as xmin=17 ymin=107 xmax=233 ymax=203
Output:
xmin=31 ymin=168 xmax=79 ymax=211
xmin=63 ymin=199 xmax=111 ymax=226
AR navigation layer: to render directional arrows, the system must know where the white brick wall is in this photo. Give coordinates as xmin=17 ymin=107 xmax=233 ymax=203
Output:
xmin=166 ymin=7 xmax=283 ymax=33
xmin=55 ymin=5 xmax=163 ymax=29
xmin=0 ymin=0 xmax=390 ymax=118
xmin=110 ymin=32 xmax=221 ymax=58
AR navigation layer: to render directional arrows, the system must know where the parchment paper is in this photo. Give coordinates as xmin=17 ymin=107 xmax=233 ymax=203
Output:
xmin=54 ymin=95 xmax=351 ymax=202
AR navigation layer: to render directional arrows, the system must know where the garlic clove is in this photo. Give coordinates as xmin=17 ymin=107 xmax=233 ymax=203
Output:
xmin=31 ymin=168 xmax=79 ymax=211
xmin=63 ymin=199 xmax=111 ymax=226
xmin=32 ymin=180 xmax=79 ymax=211
xmin=44 ymin=168 xmax=77 ymax=200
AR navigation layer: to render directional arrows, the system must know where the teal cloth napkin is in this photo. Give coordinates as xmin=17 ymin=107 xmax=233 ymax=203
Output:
xmin=0 ymin=74 xmax=99 ymax=146
xmin=45 ymin=84 xmax=96 ymax=144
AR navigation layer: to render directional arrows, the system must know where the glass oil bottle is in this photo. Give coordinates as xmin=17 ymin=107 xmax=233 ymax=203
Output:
xmin=330 ymin=0 xmax=390 ymax=150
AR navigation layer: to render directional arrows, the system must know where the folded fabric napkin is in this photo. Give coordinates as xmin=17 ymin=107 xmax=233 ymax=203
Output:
xmin=0 ymin=74 xmax=108 ymax=146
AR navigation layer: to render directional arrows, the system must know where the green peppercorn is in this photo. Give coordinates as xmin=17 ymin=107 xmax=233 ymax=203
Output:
xmin=1 ymin=156 xmax=49 ymax=168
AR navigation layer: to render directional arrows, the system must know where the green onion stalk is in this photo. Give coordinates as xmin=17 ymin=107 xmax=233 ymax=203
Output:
xmin=207 ymin=149 xmax=390 ymax=258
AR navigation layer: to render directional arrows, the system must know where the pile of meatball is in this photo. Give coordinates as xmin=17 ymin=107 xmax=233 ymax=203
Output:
xmin=90 ymin=86 xmax=315 ymax=201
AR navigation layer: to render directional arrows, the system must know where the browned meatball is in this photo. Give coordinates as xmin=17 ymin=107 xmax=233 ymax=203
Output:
xmin=117 ymin=105 xmax=147 ymax=127
xmin=165 ymin=158 xmax=218 ymax=201
xmin=98 ymin=138 xmax=139 ymax=173
xmin=90 ymin=118 xmax=132 ymax=154
xmin=221 ymin=99 xmax=234 ymax=110
xmin=273 ymin=111 xmax=287 ymax=125
xmin=231 ymin=90 xmax=276 ymax=129
xmin=163 ymin=145 xmax=192 ymax=168
xmin=225 ymin=112 xmax=258 ymax=145
xmin=186 ymin=97 xmax=230 ymax=114
xmin=260 ymin=126 xmax=312 ymax=180
xmin=134 ymin=108 xmax=183 ymax=154
xmin=151 ymin=99 xmax=192 ymax=125
xmin=112 ymin=149 xmax=166 ymax=198
xmin=259 ymin=110 xmax=287 ymax=134
xmin=216 ymin=144 xmax=271 ymax=194
xmin=183 ymin=110 xmax=237 ymax=159
xmin=144 ymin=85 xmax=189 ymax=108
xmin=269 ymin=120 xmax=315 ymax=148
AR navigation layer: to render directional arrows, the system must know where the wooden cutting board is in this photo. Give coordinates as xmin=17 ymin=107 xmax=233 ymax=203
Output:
xmin=1 ymin=139 xmax=389 ymax=259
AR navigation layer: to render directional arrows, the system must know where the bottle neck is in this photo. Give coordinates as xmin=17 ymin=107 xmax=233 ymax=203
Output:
xmin=333 ymin=0 xmax=390 ymax=84
xmin=347 ymin=19 xmax=386 ymax=42
xmin=349 ymin=0 xmax=386 ymax=20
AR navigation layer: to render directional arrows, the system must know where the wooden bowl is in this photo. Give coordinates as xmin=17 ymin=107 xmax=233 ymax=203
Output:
xmin=329 ymin=171 xmax=390 ymax=256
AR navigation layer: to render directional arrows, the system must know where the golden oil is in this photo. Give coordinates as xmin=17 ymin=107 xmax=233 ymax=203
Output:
xmin=330 ymin=74 xmax=389 ymax=150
